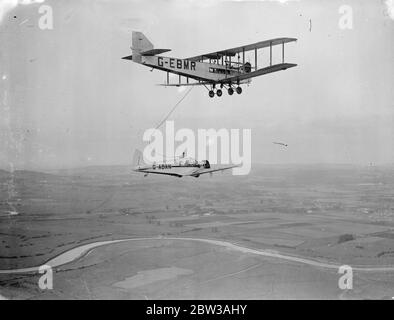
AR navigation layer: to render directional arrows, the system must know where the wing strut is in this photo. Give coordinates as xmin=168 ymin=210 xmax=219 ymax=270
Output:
xmin=255 ymin=47 xmax=257 ymax=70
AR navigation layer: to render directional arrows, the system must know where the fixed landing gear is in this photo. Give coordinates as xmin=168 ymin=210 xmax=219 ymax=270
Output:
xmin=208 ymin=86 xmax=242 ymax=97
xmin=208 ymin=88 xmax=222 ymax=98
xmin=226 ymin=84 xmax=241 ymax=96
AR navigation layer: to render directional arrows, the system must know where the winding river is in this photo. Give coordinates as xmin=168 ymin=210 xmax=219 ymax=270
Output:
xmin=1 ymin=236 xmax=394 ymax=274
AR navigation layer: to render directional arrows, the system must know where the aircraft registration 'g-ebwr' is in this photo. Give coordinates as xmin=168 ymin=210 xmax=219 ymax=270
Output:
xmin=122 ymin=31 xmax=297 ymax=98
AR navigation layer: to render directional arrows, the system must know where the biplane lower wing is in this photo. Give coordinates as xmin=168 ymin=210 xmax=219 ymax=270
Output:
xmin=156 ymin=81 xmax=212 ymax=87
xmin=155 ymin=64 xmax=296 ymax=87
xmin=221 ymin=63 xmax=297 ymax=83
xmin=157 ymin=80 xmax=250 ymax=87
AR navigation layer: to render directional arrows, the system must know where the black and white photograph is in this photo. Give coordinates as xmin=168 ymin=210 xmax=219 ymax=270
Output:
xmin=1 ymin=0 xmax=394 ymax=303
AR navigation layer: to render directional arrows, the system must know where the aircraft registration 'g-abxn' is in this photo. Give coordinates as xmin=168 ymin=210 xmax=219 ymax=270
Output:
xmin=122 ymin=31 xmax=297 ymax=97
xmin=132 ymin=150 xmax=238 ymax=178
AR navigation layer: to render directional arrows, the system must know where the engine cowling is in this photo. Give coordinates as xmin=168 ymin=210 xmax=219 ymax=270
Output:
xmin=202 ymin=160 xmax=210 ymax=169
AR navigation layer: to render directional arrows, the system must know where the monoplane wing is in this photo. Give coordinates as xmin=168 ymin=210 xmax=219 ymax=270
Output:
xmin=185 ymin=38 xmax=297 ymax=62
xmin=187 ymin=165 xmax=239 ymax=177
xmin=135 ymin=169 xmax=184 ymax=177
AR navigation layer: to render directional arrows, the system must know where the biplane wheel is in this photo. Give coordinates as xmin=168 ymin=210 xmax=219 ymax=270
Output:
xmin=236 ymin=86 xmax=242 ymax=94
xmin=216 ymin=89 xmax=222 ymax=97
xmin=208 ymin=90 xmax=215 ymax=98
xmin=228 ymin=88 xmax=234 ymax=95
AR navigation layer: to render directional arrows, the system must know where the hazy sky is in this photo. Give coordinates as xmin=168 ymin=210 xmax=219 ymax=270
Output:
xmin=1 ymin=0 xmax=393 ymax=169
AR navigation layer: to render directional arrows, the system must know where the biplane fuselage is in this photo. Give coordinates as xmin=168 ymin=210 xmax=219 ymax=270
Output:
xmin=142 ymin=56 xmax=242 ymax=82
xmin=127 ymin=54 xmax=251 ymax=84
xmin=123 ymin=31 xmax=297 ymax=97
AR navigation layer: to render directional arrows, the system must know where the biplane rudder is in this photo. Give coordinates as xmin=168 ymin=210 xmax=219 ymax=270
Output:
xmin=131 ymin=31 xmax=154 ymax=63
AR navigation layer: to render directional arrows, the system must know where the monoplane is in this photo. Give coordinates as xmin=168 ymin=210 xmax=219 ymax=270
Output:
xmin=133 ymin=150 xmax=237 ymax=178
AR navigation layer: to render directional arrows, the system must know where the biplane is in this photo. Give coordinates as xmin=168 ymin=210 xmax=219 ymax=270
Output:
xmin=133 ymin=150 xmax=237 ymax=178
xmin=122 ymin=31 xmax=297 ymax=97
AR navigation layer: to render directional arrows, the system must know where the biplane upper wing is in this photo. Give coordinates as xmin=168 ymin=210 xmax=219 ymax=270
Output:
xmin=185 ymin=37 xmax=297 ymax=62
xmin=220 ymin=63 xmax=297 ymax=83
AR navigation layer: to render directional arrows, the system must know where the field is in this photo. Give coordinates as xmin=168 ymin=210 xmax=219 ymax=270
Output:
xmin=1 ymin=164 xmax=394 ymax=299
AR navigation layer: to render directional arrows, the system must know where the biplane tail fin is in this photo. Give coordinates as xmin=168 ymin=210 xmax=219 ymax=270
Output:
xmin=131 ymin=31 xmax=154 ymax=62
xmin=129 ymin=31 xmax=171 ymax=63
xmin=132 ymin=149 xmax=146 ymax=169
